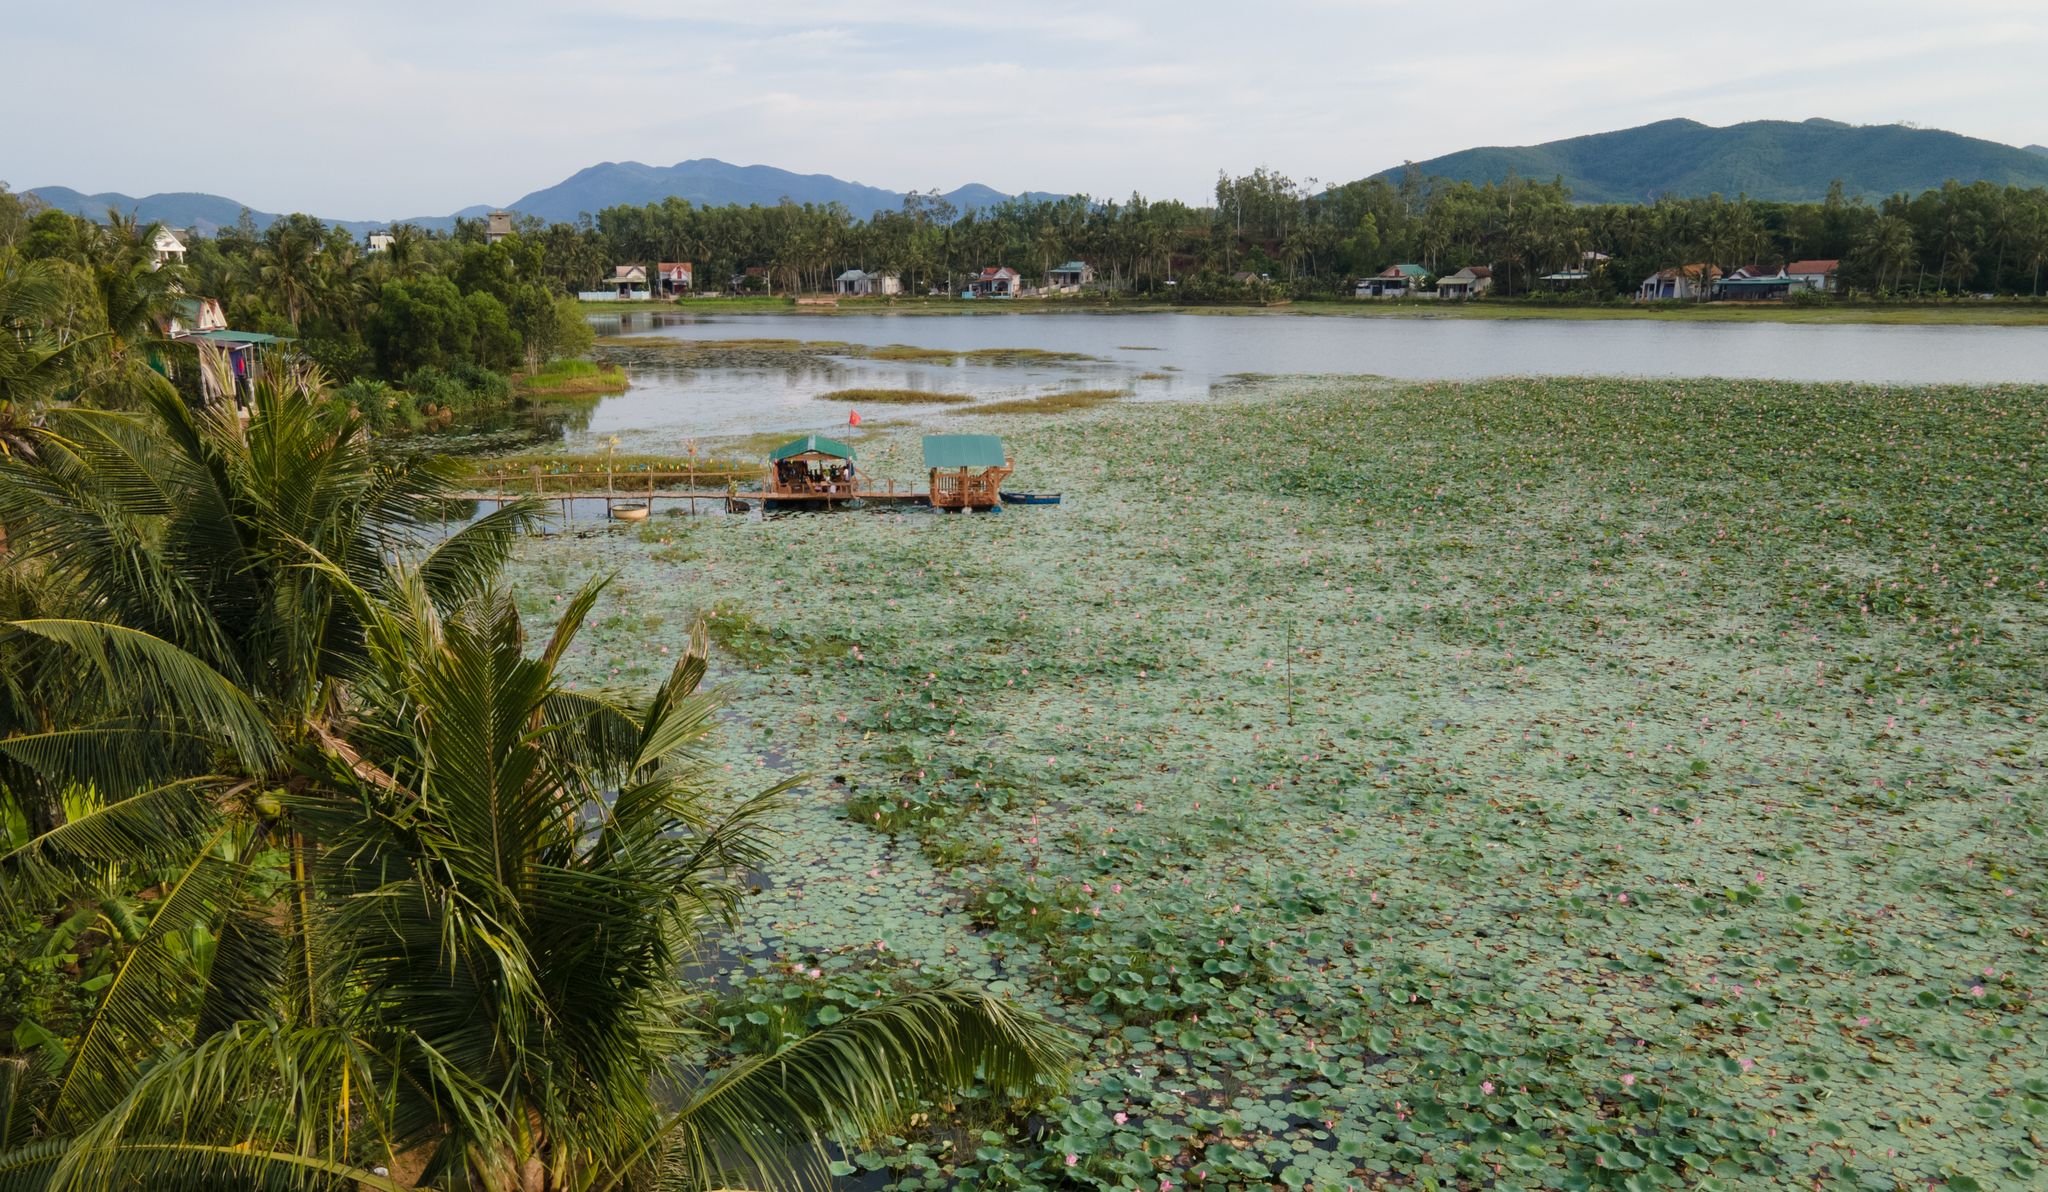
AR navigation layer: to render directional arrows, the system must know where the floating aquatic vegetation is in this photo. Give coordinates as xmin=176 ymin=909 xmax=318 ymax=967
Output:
xmin=509 ymin=374 xmax=2048 ymax=1192
xmin=864 ymin=344 xmax=1102 ymax=365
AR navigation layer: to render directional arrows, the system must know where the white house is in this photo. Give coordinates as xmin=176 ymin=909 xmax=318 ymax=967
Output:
xmin=1047 ymin=260 xmax=1094 ymax=291
xmin=1436 ymin=265 xmax=1492 ymax=299
xmin=486 ymin=211 xmax=514 ymax=244
xmin=965 ymin=266 xmax=1020 ymax=298
xmin=605 ymin=264 xmax=649 ymax=299
xmin=1356 ymin=263 xmax=1430 ymax=298
xmin=151 ymin=227 xmax=186 ymax=269
xmin=1784 ymin=259 xmax=1841 ymax=293
xmin=367 ymin=232 xmax=395 ymax=254
xmin=1638 ymin=264 xmax=1720 ymax=301
xmin=834 ymin=269 xmax=900 ymax=296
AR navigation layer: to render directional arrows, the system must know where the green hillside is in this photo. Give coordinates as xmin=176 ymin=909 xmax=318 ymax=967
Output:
xmin=1372 ymin=118 xmax=2048 ymax=202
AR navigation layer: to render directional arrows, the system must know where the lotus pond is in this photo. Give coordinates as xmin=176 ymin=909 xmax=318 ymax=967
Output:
xmin=505 ymin=375 xmax=2045 ymax=1191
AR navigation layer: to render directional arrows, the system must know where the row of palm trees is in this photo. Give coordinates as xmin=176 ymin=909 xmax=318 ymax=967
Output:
xmin=0 ymin=364 xmax=1072 ymax=1189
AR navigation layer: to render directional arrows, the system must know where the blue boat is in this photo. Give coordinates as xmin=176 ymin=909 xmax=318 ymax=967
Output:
xmin=999 ymin=491 xmax=1062 ymax=505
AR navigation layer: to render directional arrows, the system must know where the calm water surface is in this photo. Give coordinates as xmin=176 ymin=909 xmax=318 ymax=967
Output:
xmin=561 ymin=310 xmax=2048 ymax=450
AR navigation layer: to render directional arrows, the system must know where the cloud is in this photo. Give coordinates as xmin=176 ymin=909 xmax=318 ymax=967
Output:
xmin=7 ymin=0 xmax=2042 ymax=217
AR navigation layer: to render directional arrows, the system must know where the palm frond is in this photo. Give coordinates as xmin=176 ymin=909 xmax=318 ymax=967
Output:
xmin=46 ymin=826 xmax=244 ymax=1127
xmin=4 ymin=620 xmax=280 ymax=773
xmin=417 ymin=500 xmax=544 ymax=611
xmin=622 ymin=987 xmax=1076 ymax=1192
xmin=0 ymin=777 xmax=231 ymax=912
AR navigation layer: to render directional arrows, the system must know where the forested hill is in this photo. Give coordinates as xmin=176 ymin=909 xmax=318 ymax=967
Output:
xmin=503 ymin=160 xmax=1060 ymax=222
xmin=1371 ymin=118 xmax=2048 ymax=203
xmin=18 ymin=187 xmax=482 ymax=237
xmin=23 ymin=160 xmax=1060 ymax=236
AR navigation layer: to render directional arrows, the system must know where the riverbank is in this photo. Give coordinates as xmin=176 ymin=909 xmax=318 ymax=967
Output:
xmin=507 ymin=375 xmax=2047 ymax=1191
xmin=585 ymin=292 xmax=2048 ymax=326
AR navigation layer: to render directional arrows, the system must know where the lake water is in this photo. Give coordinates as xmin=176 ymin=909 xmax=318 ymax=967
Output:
xmin=561 ymin=310 xmax=2048 ymax=450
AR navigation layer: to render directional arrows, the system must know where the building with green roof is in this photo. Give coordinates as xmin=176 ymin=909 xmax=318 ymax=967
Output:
xmin=923 ymin=435 xmax=1010 ymax=509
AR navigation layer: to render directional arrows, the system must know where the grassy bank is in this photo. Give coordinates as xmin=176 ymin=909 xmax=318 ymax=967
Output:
xmin=512 ymin=359 xmax=630 ymax=397
xmin=509 ymin=375 xmax=2046 ymax=1190
xmin=587 ymin=291 xmax=2048 ymax=326
xmin=577 ymin=295 xmax=796 ymax=313
xmin=1273 ymin=298 xmax=2048 ymax=326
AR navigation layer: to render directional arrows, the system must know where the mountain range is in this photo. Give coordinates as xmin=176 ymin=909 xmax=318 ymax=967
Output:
xmin=1372 ymin=118 xmax=2048 ymax=203
xmin=23 ymin=118 xmax=2048 ymax=235
xmin=22 ymin=160 xmax=1062 ymax=237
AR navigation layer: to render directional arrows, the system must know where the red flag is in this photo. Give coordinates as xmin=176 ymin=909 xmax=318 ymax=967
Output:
xmin=848 ymin=409 xmax=861 ymax=426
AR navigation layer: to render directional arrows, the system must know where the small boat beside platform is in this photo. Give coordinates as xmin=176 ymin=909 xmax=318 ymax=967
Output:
xmin=1000 ymin=491 xmax=1062 ymax=505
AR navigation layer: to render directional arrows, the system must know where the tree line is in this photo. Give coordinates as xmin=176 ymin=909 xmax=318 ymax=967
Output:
xmin=587 ymin=171 xmax=2048 ymax=299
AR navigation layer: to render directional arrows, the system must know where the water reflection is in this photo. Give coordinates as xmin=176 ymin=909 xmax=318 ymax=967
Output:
xmin=496 ymin=309 xmax=2048 ymax=453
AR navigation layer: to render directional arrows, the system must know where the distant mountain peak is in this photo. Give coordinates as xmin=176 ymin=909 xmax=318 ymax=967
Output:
xmin=26 ymin=158 xmax=1064 ymax=237
xmin=501 ymin=158 xmax=1053 ymax=222
xmin=1372 ymin=117 xmax=2048 ymax=203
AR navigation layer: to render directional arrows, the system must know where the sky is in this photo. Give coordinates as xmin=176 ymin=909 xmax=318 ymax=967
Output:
xmin=8 ymin=0 xmax=2047 ymax=219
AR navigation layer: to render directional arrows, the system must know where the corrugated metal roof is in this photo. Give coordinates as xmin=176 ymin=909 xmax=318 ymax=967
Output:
xmin=769 ymin=435 xmax=855 ymax=462
xmin=923 ymin=434 xmax=1006 ymax=469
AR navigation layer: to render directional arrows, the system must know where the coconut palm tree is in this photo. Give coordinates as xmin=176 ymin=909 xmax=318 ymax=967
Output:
xmin=0 ymin=361 xmax=544 ymax=1173
xmin=0 ymin=255 xmax=103 ymax=417
xmin=1854 ymin=215 xmax=1917 ymax=294
xmin=0 ymin=576 xmax=1070 ymax=1192
xmin=256 ymin=219 xmax=321 ymax=327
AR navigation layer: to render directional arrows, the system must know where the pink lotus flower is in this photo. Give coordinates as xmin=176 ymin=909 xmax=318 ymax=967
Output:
xmin=1065 ymin=1154 xmax=1078 ymax=1167
xmin=1480 ymin=1080 xmax=1495 ymax=1095
xmin=1738 ymin=1057 xmax=1754 ymax=1072
xmin=1113 ymin=1111 xmax=1128 ymax=1125
xmin=1620 ymin=1073 xmax=1636 ymax=1088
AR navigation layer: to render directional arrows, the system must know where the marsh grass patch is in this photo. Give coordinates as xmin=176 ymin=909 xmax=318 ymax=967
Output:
xmin=964 ymin=388 xmax=1129 ymax=415
xmin=816 ymin=388 xmax=973 ymax=405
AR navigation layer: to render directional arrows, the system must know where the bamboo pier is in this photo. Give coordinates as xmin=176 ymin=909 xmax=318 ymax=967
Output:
xmin=450 ymin=465 xmax=932 ymax=520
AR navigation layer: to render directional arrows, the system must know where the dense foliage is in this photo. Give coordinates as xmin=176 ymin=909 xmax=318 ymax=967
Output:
xmin=576 ymin=173 xmax=2048 ymax=300
xmin=0 ymin=192 xmax=592 ymax=428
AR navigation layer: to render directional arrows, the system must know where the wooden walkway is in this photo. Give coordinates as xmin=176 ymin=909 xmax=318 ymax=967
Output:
xmin=449 ymin=469 xmax=934 ymax=519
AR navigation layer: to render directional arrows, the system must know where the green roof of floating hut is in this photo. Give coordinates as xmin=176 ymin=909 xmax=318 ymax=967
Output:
xmin=923 ymin=434 xmax=1007 ymax=469
xmin=769 ymin=434 xmax=855 ymax=462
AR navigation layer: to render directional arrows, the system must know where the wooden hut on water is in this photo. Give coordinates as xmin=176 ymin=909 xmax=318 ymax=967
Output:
xmin=923 ymin=434 xmax=1011 ymax=510
xmin=764 ymin=435 xmax=858 ymax=505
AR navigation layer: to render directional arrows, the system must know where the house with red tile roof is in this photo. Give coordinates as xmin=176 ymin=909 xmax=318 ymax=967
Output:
xmin=1784 ymin=259 xmax=1841 ymax=292
xmin=656 ymin=262 xmax=692 ymax=296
